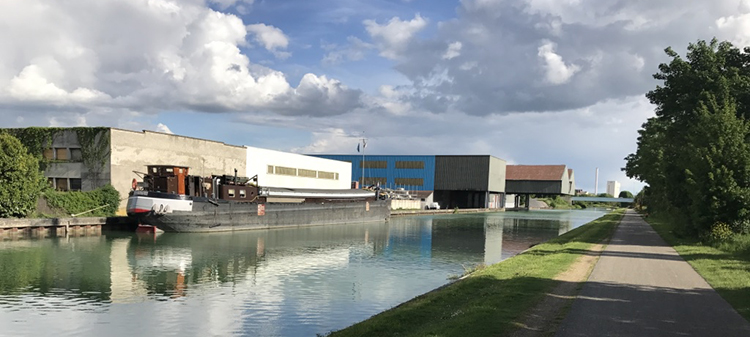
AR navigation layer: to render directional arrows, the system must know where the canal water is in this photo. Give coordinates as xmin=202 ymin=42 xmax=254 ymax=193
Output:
xmin=0 ymin=210 xmax=605 ymax=336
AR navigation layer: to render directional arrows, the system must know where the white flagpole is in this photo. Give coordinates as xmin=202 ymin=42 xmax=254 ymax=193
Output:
xmin=361 ymin=132 xmax=365 ymax=187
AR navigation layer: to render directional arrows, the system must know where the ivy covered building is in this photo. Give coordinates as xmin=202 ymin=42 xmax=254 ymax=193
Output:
xmin=2 ymin=127 xmax=247 ymax=214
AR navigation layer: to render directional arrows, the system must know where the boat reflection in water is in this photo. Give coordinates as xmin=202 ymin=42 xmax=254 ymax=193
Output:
xmin=0 ymin=210 xmax=603 ymax=337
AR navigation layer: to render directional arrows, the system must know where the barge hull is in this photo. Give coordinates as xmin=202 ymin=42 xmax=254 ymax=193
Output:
xmin=133 ymin=200 xmax=391 ymax=233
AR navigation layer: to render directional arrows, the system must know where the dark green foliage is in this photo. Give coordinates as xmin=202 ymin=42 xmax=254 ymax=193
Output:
xmin=624 ymin=39 xmax=750 ymax=235
xmin=618 ymin=191 xmax=634 ymax=199
xmin=44 ymin=184 xmax=120 ymax=217
xmin=0 ymin=134 xmax=46 ymax=218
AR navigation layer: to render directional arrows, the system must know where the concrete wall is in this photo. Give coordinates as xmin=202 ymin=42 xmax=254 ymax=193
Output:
xmin=110 ymin=129 xmax=247 ymax=212
xmin=487 ymin=156 xmax=506 ymax=193
xmin=38 ymin=129 xmax=112 ymax=192
xmin=247 ymin=147 xmax=351 ymax=189
xmin=391 ymin=199 xmax=422 ymax=210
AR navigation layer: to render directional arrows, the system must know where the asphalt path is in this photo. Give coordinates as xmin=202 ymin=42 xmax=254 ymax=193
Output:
xmin=556 ymin=209 xmax=750 ymax=337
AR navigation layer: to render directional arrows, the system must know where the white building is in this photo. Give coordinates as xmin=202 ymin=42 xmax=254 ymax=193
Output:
xmin=607 ymin=180 xmax=621 ymax=198
xmin=245 ymin=146 xmax=351 ymax=190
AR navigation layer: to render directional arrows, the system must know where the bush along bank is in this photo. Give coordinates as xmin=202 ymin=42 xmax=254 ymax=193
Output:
xmin=42 ymin=185 xmax=120 ymax=217
xmin=329 ymin=210 xmax=625 ymax=337
xmin=646 ymin=213 xmax=750 ymax=321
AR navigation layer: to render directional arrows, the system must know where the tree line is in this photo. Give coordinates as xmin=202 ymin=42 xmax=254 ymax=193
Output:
xmin=625 ymin=39 xmax=750 ymax=235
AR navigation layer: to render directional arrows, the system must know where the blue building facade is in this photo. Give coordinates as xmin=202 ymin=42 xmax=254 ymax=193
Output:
xmin=313 ymin=155 xmax=436 ymax=190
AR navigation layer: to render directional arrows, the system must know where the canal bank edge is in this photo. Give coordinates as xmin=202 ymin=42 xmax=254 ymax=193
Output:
xmin=329 ymin=209 xmax=625 ymax=337
xmin=0 ymin=216 xmax=135 ymax=237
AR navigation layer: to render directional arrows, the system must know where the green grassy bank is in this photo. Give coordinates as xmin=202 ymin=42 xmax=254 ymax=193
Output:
xmin=646 ymin=215 xmax=750 ymax=321
xmin=329 ymin=210 xmax=625 ymax=337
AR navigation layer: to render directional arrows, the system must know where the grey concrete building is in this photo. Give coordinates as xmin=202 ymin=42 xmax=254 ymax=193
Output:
xmin=433 ymin=155 xmax=506 ymax=209
xmin=5 ymin=127 xmax=247 ymax=214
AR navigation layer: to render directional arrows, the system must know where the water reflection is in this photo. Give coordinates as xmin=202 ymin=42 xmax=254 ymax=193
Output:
xmin=0 ymin=210 xmax=604 ymax=337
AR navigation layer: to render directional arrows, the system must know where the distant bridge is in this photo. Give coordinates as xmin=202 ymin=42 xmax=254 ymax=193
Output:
xmin=570 ymin=197 xmax=634 ymax=203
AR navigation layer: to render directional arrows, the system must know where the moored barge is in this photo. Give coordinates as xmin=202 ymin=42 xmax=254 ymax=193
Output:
xmin=126 ymin=165 xmax=390 ymax=233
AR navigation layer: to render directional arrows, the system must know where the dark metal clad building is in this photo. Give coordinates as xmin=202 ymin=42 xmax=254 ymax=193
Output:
xmin=312 ymin=154 xmax=506 ymax=209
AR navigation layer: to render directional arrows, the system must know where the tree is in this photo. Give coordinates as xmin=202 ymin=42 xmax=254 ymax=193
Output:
xmin=0 ymin=133 xmax=46 ymax=218
xmin=624 ymin=39 xmax=750 ymax=234
xmin=618 ymin=191 xmax=634 ymax=199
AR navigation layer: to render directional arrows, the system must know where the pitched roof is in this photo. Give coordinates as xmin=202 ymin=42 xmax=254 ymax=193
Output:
xmin=506 ymin=165 xmax=567 ymax=181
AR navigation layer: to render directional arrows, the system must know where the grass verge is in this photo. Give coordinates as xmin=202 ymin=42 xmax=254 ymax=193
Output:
xmin=645 ymin=215 xmax=750 ymax=321
xmin=329 ymin=210 xmax=625 ymax=337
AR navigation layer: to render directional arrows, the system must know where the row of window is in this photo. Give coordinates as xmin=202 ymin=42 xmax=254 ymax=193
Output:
xmin=358 ymin=161 xmax=425 ymax=169
xmin=360 ymin=177 xmax=425 ymax=187
xmin=48 ymin=177 xmax=82 ymax=191
xmin=43 ymin=147 xmax=83 ymax=162
xmin=267 ymin=165 xmax=340 ymax=180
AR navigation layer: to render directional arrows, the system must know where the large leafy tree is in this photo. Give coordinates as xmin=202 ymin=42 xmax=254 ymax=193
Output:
xmin=625 ymin=39 xmax=750 ymax=233
xmin=0 ymin=133 xmax=46 ymax=218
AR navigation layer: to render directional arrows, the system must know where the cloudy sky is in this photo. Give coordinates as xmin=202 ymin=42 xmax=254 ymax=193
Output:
xmin=2 ymin=0 xmax=749 ymax=193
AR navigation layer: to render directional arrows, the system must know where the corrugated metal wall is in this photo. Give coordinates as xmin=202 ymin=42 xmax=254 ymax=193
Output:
xmin=435 ymin=156 xmax=490 ymax=191
xmin=505 ymin=180 xmax=563 ymax=194
xmin=312 ymin=155 xmax=436 ymax=190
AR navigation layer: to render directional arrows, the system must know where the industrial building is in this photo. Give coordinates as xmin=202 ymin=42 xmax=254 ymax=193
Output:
xmin=312 ymin=155 xmax=507 ymax=209
xmin=607 ymin=181 xmax=621 ymax=197
xmin=245 ymin=146 xmax=351 ymax=190
xmin=505 ymin=165 xmax=576 ymax=208
xmin=3 ymin=127 xmax=351 ymax=214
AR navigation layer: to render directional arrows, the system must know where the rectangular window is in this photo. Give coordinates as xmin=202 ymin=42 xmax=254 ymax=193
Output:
xmin=318 ymin=171 xmax=335 ymax=180
xmin=298 ymin=169 xmax=317 ymax=178
xmin=70 ymin=148 xmax=82 ymax=162
xmin=228 ymin=189 xmax=235 ymax=197
xmin=55 ymin=148 xmax=69 ymax=161
xmin=240 ymin=190 xmax=246 ymax=198
xmin=395 ymin=161 xmax=425 ymax=169
xmin=69 ymin=178 xmax=82 ymax=191
xmin=395 ymin=178 xmax=424 ymax=186
xmin=360 ymin=177 xmax=387 ymax=186
xmin=43 ymin=149 xmax=54 ymax=160
xmin=267 ymin=165 xmax=274 ymax=174
xmin=335 ymin=173 xmax=339 ymax=180
xmin=55 ymin=178 xmax=69 ymax=191
xmin=275 ymin=166 xmax=297 ymax=176
xmin=359 ymin=161 xmax=387 ymax=169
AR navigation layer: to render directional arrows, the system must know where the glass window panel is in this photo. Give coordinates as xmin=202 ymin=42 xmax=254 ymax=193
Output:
xmin=70 ymin=148 xmax=82 ymax=161
xmin=43 ymin=149 xmax=54 ymax=160
xmin=69 ymin=178 xmax=82 ymax=191
xmin=55 ymin=178 xmax=69 ymax=191
xmin=55 ymin=148 xmax=69 ymax=160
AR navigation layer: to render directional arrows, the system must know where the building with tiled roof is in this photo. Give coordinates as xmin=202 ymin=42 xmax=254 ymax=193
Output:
xmin=505 ymin=165 xmax=575 ymax=196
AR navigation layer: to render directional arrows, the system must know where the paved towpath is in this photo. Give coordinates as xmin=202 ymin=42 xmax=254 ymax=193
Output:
xmin=556 ymin=210 xmax=750 ymax=337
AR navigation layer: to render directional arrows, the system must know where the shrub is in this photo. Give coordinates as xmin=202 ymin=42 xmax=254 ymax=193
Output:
xmin=0 ymin=134 xmax=46 ymax=218
xmin=44 ymin=184 xmax=121 ymax=217
xmin=707 ymin=222 xmax=734 ymax=243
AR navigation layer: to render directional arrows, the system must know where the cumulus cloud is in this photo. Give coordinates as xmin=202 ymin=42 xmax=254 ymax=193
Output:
xmin=156 ymin=123 xmax=174 ymax=134
xmin=0 ymin=0 xmax=360 ymax=124
xmin=364 ymin=14 xmax=428 ymax=59
xmin=368 ymin=0 xmax=749 ymax=116
xmin=537 ymin=40 xmax=580 ymax=84
xmin=246 ymin=23 xmax=291 ymax=59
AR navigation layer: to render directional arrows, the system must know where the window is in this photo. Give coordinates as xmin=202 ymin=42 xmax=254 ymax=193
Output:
xmin=47 ymin=178 xmax=54 ymax=188
xmin=70 ymin=148 xmax=82 ymax=161
xmin=318 ymin=171 xmax=335 ymax=180
xmin=240 ymin=190 xmax=246 ymax=198
xmin=267 ymin=165 xmax=274 ymax=174
xmin=396 ymin=161 xmax=425 ymax=169
xmin=69 ymin=178 xmax=82 ymax=191
xmin=298 ymin=169 xmax=317 ymax=178
xmin=275 ymin=166 xmax=297 ymax=176
xmin=359 ymin=161 xmax=387 ymax=169
xmin=335 ymin=173 xmax=339 ymax=180
xmin=395 ymin=178 xmax=424 ymax=186
xmin=43 ymin=149 xmax=54 ymax=160
xmin=55 ymin=148 xmax=69 ymax=161
xmin=55 ymin=178 xmax=69 ymax=191
xmin=166 ymin=168 xmax=174 ymax=173
xmin=228 ymin=189 xmax=235 ymax=197
xmin=360 ymin=177 xmax=387 ymax=186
